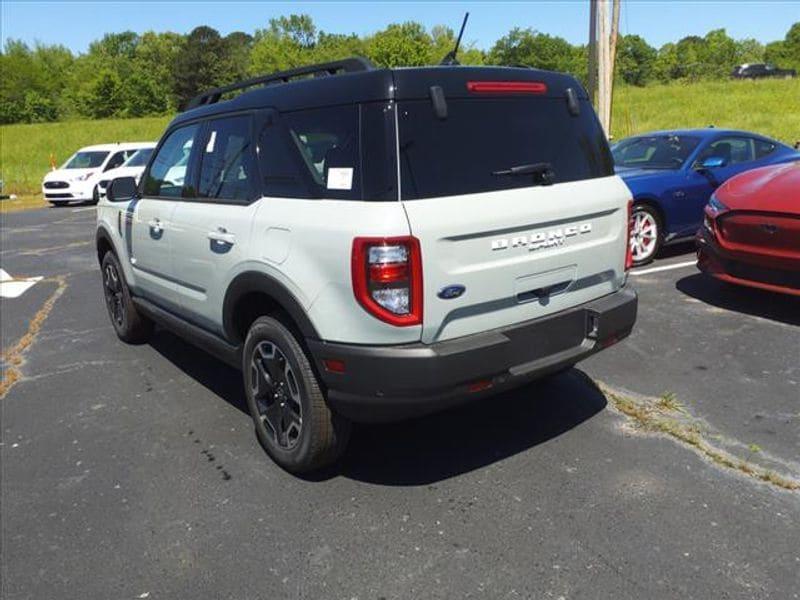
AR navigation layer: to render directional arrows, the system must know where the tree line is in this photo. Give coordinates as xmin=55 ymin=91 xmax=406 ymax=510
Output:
xmin=1 ymin=14 xmax=798 ymax=124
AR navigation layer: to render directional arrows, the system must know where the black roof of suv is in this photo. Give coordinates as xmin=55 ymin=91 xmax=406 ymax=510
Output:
xmin=172 ymin=57 xmax=588 ymax=127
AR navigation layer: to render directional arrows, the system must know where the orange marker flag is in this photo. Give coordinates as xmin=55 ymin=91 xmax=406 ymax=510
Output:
xmin=49 ymin=152 xmax=57 ymax=171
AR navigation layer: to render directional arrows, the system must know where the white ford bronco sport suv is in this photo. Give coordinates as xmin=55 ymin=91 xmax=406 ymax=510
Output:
xmin=97 ymin=58 xmax=637 ymax=473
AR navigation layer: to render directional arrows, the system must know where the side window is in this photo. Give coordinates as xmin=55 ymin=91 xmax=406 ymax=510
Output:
xmin=282 ymin=105 xmax=361 ymax=200
xmin=697 ymin=137 xmax=754 ymax=167
xmin=143 ymin=124 xmax=199 ymax=198
xmin=754 ymin=139 xmax=776 ymax=159
xmin=105 ymin=151 xmax=128 ymax=171
xmin=257 ymin=113 xmax=313 ymax=199
xmin=197 ymin=115 xmax=257 ymax=202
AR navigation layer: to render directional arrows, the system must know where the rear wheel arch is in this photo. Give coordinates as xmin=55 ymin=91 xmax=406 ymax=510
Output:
xmin=223 ymin=272 xmax=319 ymax=346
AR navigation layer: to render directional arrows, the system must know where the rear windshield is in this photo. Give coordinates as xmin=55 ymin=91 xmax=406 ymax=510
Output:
xmin=64 ymin=151 xmax=108 ymax=169
xmin=398 ymin=97 xmax=613 ymax=200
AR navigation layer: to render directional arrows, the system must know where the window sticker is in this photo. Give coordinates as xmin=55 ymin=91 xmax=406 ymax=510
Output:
xmin=327 ymin=167 xmax=353 ymax=190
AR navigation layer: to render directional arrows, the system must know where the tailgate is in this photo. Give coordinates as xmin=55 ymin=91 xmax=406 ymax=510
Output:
xmin=403 ymin=176 xmax=631 ymax=343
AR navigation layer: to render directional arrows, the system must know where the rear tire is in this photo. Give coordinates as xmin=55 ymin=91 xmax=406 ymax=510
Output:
xmin=630 ymin=204 xmax=663 ymax=266
xmin=243 ymin=316 xmax=350 ymax=474
xmin=101 ymin=251 xmax=153 ymax=344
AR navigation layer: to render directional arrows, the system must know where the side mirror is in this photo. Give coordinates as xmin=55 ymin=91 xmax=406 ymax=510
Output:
xmin=699 ymin=156 xmax=727 ymax=169
xmin=107 ymin=176 xmax=138 ymax=202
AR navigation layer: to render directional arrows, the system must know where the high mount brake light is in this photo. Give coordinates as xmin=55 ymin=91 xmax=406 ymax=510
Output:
xmin=352 ymin=236 xmax=423 ymax=327
xmin=625 ymin=200 xmax=634 ymax=271
xmin=466 ymin=81 xmax=548 ymax=94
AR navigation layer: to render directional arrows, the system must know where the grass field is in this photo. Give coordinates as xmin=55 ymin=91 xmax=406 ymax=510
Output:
xmin=611 ymin=78 xmax=800 ymax=143
xmin=1 ymin=78 xmax=798 ymax=197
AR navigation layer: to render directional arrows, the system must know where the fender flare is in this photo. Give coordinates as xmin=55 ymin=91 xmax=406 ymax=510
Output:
xmin=95 ymin=225 xmax=117 ymax=263
xmin=222 ymin=271 xmax=320 ymax=343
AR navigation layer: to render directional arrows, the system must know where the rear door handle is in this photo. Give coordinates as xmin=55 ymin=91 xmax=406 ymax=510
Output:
xmin=208 ymin=227 xmax=236 ymax=246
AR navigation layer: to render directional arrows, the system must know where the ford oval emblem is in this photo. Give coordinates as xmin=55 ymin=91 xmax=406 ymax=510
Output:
xmin=438 ymin=284 xmax=466 ymax=300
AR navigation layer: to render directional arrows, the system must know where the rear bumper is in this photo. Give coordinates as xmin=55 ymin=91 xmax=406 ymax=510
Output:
xmin=308 ymin=287 xmax=637 ymax=422
xmin=696 ymin=229 xmax=800 ymax=297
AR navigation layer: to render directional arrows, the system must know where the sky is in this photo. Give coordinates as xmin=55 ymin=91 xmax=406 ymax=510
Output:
xmin=2 ymin=1 xmax=799 ymax=53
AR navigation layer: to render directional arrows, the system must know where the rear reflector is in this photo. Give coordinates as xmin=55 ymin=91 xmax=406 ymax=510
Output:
xmin=468 ymin=379 xmax=494 ymax=393
xmin=323 ymin=359 xmax=346 ymax=374
xmin=467 ymin=81 xmax=548 ymax=94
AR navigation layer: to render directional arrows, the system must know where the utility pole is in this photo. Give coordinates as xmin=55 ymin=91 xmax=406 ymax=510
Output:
xmin=597 ymin=0 xmax=610 ymax=135
xmin=587 ymin=0 xmax=598 ymax=106
xmin=589 ymin=0 xmax=620 ymax=137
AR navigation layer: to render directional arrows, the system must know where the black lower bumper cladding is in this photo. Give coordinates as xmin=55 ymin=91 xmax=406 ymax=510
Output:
xmin=309 ymin=287 xmax=638 ymax=422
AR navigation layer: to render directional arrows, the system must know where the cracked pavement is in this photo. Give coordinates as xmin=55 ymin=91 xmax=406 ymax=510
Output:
xmin=1 ymin=207 xmax=799 ymax=599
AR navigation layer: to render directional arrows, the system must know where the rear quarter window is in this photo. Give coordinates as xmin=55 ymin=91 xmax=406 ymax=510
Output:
xmin=398 ymin=97 xmax=613 ymax=200
xmin=754 ymin=139 xmax=776 ymax=159
xmin=283 ymin=105 xmax=362 ymax=201
xmin=277 ymin=103 xmax=396 ymax=201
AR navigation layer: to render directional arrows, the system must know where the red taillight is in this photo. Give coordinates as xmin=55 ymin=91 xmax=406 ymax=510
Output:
xmin=352 ymin=236 xmax=423 ymax=327
xmin=466 ymin=81 xmax=548 ymax=94
xmin=625 ymin=200 xmax=634 ymax=271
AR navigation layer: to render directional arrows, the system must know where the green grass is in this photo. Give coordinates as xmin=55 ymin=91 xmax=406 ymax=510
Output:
xmin=1 ymin=78 xmax=798 ymax=197
xmin=612 ymin=78 xmax=800 ymax=144
xmin=1 ymin=115 xmax=171 ymax=196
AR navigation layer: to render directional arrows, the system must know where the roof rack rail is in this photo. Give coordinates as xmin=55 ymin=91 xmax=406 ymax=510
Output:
xmin=184 ymin=56 xmax=374 ymax=111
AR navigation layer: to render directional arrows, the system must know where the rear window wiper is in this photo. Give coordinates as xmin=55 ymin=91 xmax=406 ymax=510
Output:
xmin=491 ymin=162 xmax=555 ymax=185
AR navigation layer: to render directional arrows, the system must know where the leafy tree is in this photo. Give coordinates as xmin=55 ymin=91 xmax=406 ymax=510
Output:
xmin=88 ymin=31 xmax=139 ymax=61
xmin=81 ymin=69 xmax=123 ymax=118
xmin=172 ymin=26 xmax=232 ymax=109
xmin=262 ymin=14 xmax=317 ymax=48
xmin=615 ymin=34 xmax=657 ymax=85
xmin=765 ymin=22 xmax=800 ymax=72
xmin=367 ymin=22 xmax=432 ymax=67
xmin=123 ymin=72 xmax=167 ymax=116
xmin=225 ymin=31 xmax=253 ymax=81
xmin=488 ymin=29 xmax=584 ymax=77
xmin=21 ymin=90 xmax=58 ymax=122
xmin=702 ymin=29 xmax=738 ymax=78
xmin=131 ymin=31 xmax=185 ymax=114
xmin=734 ymin=38 xmax=764 ymax=65
xmin=313 ymin=32 xmax=368 ymax=64
xmin=2 ymin=16 xmax=799 ymax=125
xmin=0 ymin=40 xmax=73 ymax=123
xmin=429 ymin=25 xmax=484 ymax=65
xmin=249 ymin=29 xmax=306 ymax=74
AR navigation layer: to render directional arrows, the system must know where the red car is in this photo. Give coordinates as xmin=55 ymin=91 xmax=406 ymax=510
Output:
xmin=697 ymin=161 xmax=800 ymax=296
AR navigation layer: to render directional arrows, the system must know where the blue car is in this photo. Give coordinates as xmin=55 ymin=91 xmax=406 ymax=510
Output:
xmin=613 ymin=128 xmax=800 ymax=265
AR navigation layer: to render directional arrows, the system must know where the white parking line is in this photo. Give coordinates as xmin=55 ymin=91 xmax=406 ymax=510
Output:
xmin=630 ymin=260 xmax=697 ymax=276
xmin=0 ymin=268 xmax=43 ymax=298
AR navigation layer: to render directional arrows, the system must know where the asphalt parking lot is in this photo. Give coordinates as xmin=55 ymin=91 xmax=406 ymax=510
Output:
xmin=1 ymin=206 xmax=798 ymax=599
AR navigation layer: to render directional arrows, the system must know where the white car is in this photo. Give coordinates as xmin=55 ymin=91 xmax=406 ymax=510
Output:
xmin=42 ymin=142 xmax=155 ymax=206
xmin=97 ymin=144 xmax=157 ymax=200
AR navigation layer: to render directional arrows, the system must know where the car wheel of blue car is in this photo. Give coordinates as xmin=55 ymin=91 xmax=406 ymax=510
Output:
xmin=630 ymin=205 xmax=662 ymax=266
